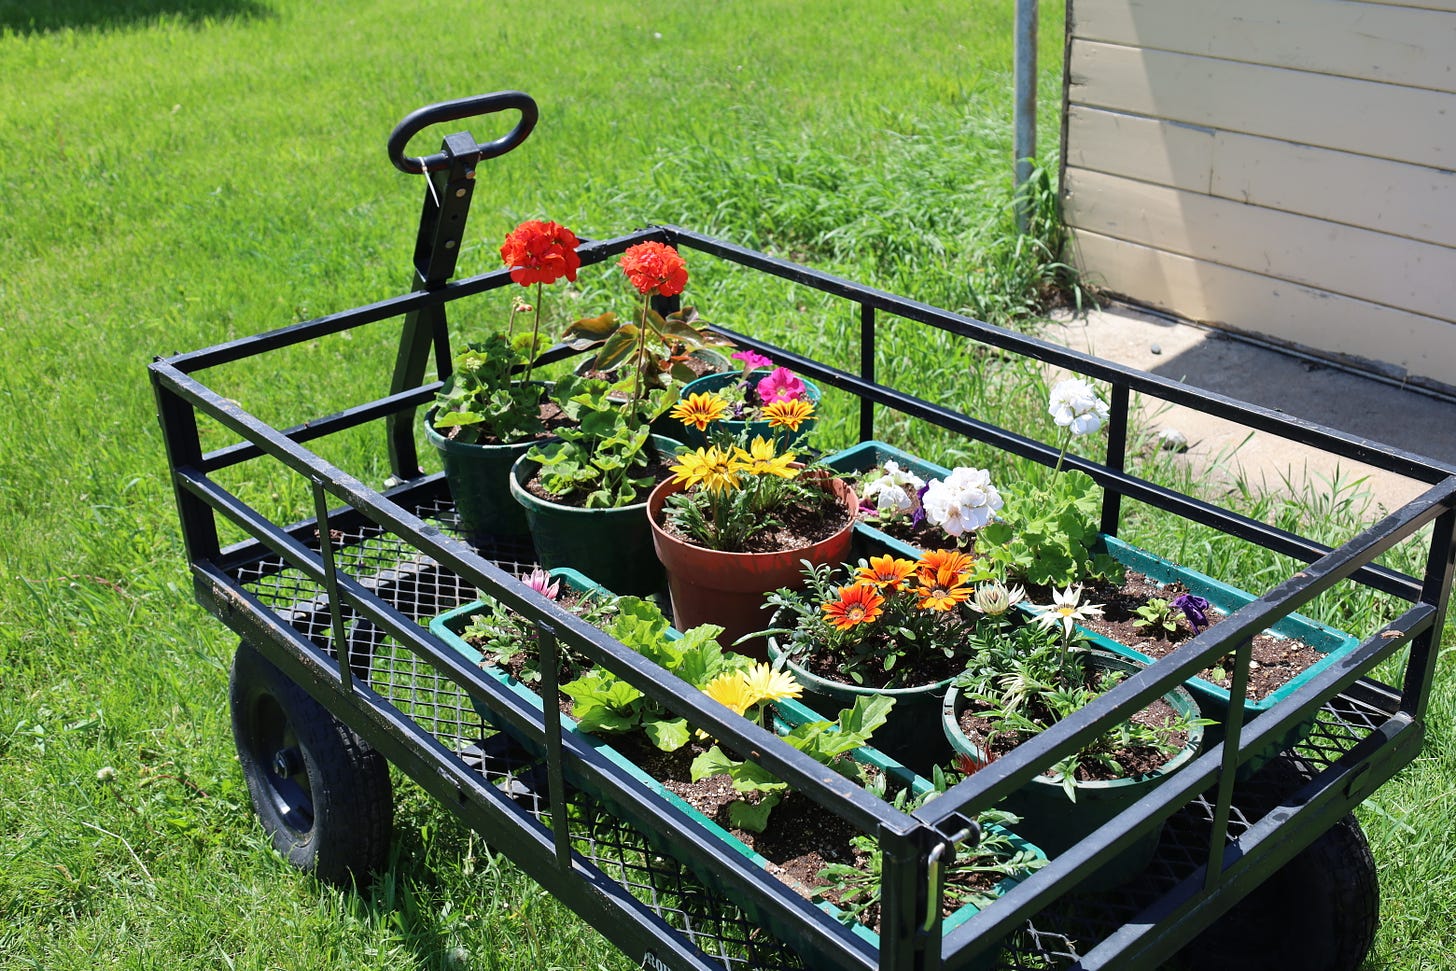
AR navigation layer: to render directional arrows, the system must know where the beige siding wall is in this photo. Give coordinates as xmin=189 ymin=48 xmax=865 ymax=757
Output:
xmin=1062 ymin=0 xmax=1456 ymax=391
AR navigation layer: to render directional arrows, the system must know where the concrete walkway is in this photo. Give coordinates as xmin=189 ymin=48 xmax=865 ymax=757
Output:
xmin=1041 ymin=303 xmax=1456 ymax=515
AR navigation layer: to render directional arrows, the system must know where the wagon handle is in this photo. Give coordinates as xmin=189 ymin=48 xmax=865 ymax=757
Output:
xmin=386 ymin=91 xmax=538 ymax=174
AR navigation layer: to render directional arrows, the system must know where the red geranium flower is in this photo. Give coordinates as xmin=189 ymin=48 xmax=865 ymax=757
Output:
xmin=500 ymin=219 xmax=581 ymax=287
xmin=618 ymin=241 xmax=688 ymax=297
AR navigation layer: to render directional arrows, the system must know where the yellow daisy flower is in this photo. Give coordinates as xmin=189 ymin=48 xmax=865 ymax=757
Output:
xmin=669 ymin=391 xmax=729 ymax=432
xmin=703 ymin=671 xmax=756 ymax=716
xmin=741 ymin=435 xmax=799 ymax=479
xmin=670 ymin=446 xmax=742 ymax=493
xmin=740 ymin=663 xmax=803 ymax=704
xmin=763 ymin=398 xmax=814 ymax=432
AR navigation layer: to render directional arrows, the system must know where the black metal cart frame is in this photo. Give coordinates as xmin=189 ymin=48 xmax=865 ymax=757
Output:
xmin=150 ymin=95 xmax=1456 ymax=971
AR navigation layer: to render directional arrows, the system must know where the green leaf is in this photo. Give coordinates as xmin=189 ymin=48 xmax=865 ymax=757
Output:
xmin=728 ymin=794 xmax=781 ymax=834
xmin=643 ymin=717 xmax=690 ymax=752
xmin=690 ymin=745 xmax=740 ymax=781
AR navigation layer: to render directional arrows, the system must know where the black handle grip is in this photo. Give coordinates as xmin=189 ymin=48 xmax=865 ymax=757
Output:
xmin=386 ymin=91 xmax=538 ymax=174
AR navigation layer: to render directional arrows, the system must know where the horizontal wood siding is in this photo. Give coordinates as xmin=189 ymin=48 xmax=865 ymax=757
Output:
xmin=1063 ymin=0 xmax=1456 ymax=390
xmin=1070 ymin=230 xmax=1456 ymax=382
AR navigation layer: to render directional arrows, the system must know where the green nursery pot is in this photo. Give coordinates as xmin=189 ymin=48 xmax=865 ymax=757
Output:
xmin=508 ymin=435 xmax=680 ymax=597
xmin=424 ymin=406 xmax=535 ymax=538
xmin=765 ymin=634 xmax=953 ymax=777
xmin=671 ymin=369 xmax=821 ymax=448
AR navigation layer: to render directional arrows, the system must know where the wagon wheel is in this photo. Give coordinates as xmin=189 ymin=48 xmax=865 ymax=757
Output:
xmin=1176 ymin=754 xmax=1379 ymax=971
xmin=229 ymin=641 xmax=393 ymax=885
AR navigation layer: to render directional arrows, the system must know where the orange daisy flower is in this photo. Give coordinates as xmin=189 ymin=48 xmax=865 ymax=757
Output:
xmin=915 ymin=565 xmax=973 ymax=612
xmin=852 ymin=554 xmax=919 ymax=593
xmin=821 ymin=583 xmax=885 ymax=631
xmin=916 ymin=549 xmax=976 ymax=585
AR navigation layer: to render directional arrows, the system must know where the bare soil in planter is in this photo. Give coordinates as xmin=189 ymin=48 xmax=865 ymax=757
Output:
xmin=789 ymin=635 xmax=966 ymax=690
xmin=1068 ymin=570 xmax=1325 ymax=702
xmin=860 ymin=514 xmax=969 ymax=553
xmin=957 ymin=693 xmax=1189 ymax=782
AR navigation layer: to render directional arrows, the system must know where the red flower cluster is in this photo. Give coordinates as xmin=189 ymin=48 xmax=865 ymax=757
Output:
xmin=618 ymin=241 xmax=688 ymax=297
xmin=500 ymin=220 xmax=581 ymax=287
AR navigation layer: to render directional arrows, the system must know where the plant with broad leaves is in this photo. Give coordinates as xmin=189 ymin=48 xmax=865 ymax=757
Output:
xmin=558 ymin=598 xmax=797 ymax=753
xmin=526 ymin=374 xmax=673 ymax=508
xmin=1133 ymin=597 xmax=1182 ymax=638
xmin=430 ymin=331 xmax=548 ymax=445
xmin=689 ymin=693 xmax=894 ymax=833
xmin=563 ymin=304 xmax=732 ymax=392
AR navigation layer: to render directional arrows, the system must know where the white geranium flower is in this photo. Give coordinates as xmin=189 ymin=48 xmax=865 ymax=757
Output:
xmin=922 ymin=467 xmax=1003 ymax=536
xmin=860 ymin=460 xmax=925 ymax=517
xmin=1048 ymin=378 xmax=1109 ymax=436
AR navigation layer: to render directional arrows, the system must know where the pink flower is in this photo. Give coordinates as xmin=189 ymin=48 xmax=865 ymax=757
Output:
xmin=520 ymin=568 xmax=561 ymax=601
xmin=756 ymin=367 xmax=807 ymax=405
xmin=731 ymin=349 xmax=773 ymax=372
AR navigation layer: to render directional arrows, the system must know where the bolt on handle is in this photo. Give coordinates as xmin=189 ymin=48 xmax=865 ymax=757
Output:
xmin=386 ymin=90 xmax=538 ymax=174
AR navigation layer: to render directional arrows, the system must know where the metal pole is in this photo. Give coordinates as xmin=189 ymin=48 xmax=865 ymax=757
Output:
xmin=1013 ymin=0 xmax=1039 ymax=233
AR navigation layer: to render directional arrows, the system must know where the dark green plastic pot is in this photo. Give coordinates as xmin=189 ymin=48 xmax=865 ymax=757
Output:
xmin=766 ymin=634 xmax=953 ymax=777
xmin=942 ymin=650 xmax=1204 ymax=890
xmin=424 ymin=405 xmax=536 ymax=538
xmin=508 ymin=434 xmax=680 ymax=597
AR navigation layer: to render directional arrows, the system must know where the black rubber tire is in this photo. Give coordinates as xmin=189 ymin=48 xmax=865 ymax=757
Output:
xmin=1177 ymin=756 xmax=1379 ymax=971
xmin=229 ymin=641 xmax=393 ymax=885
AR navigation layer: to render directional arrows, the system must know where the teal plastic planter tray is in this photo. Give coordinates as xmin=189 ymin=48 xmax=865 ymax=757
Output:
xmin=428 ymin=571 xmax=1044 ymax=967
xmin=824 ymin=441 xmax=1362 ymax=765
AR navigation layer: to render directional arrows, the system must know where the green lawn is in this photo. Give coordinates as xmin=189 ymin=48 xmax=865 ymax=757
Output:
xmin=2 ymin=1 xmax=1452 ymax=969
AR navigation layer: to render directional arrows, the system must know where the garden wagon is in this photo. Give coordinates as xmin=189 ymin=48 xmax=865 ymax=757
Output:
xmin=149 ymin=93 xmax=1456 ymax=970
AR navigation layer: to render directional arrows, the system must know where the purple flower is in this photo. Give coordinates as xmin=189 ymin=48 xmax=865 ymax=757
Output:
xmin=1171 ymin=593 xmax=1211 ymax=632
xmin=910 ymin=483 xmax=931 ymax=526
xmin=731 ymin=349 xmax=773 ymax=372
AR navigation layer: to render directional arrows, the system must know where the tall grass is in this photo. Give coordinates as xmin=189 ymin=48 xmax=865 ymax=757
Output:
xmin=1 ymin=1 xmax=1451 ymax=969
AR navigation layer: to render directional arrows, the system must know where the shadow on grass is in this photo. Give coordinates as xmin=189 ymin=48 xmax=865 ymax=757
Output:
xmin=0 ymin=0 xmax=273 ymax=34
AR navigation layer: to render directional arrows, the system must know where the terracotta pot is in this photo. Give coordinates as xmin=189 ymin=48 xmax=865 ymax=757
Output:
xmin=647 ymin=473 xmax=856 ymax=659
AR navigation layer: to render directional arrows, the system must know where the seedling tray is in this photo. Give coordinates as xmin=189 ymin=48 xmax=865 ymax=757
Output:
xmin=149 ymin=94 xmax=1456 ymax=971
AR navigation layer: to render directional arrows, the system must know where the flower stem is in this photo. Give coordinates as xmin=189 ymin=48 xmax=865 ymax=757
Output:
xmin=630 ymin=290 xmax=651 ymax=411
xmin=524 ymin=281 xmax=543 ymax=382
xmin=1052 ymin=429 xmax=1071 ymax=476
